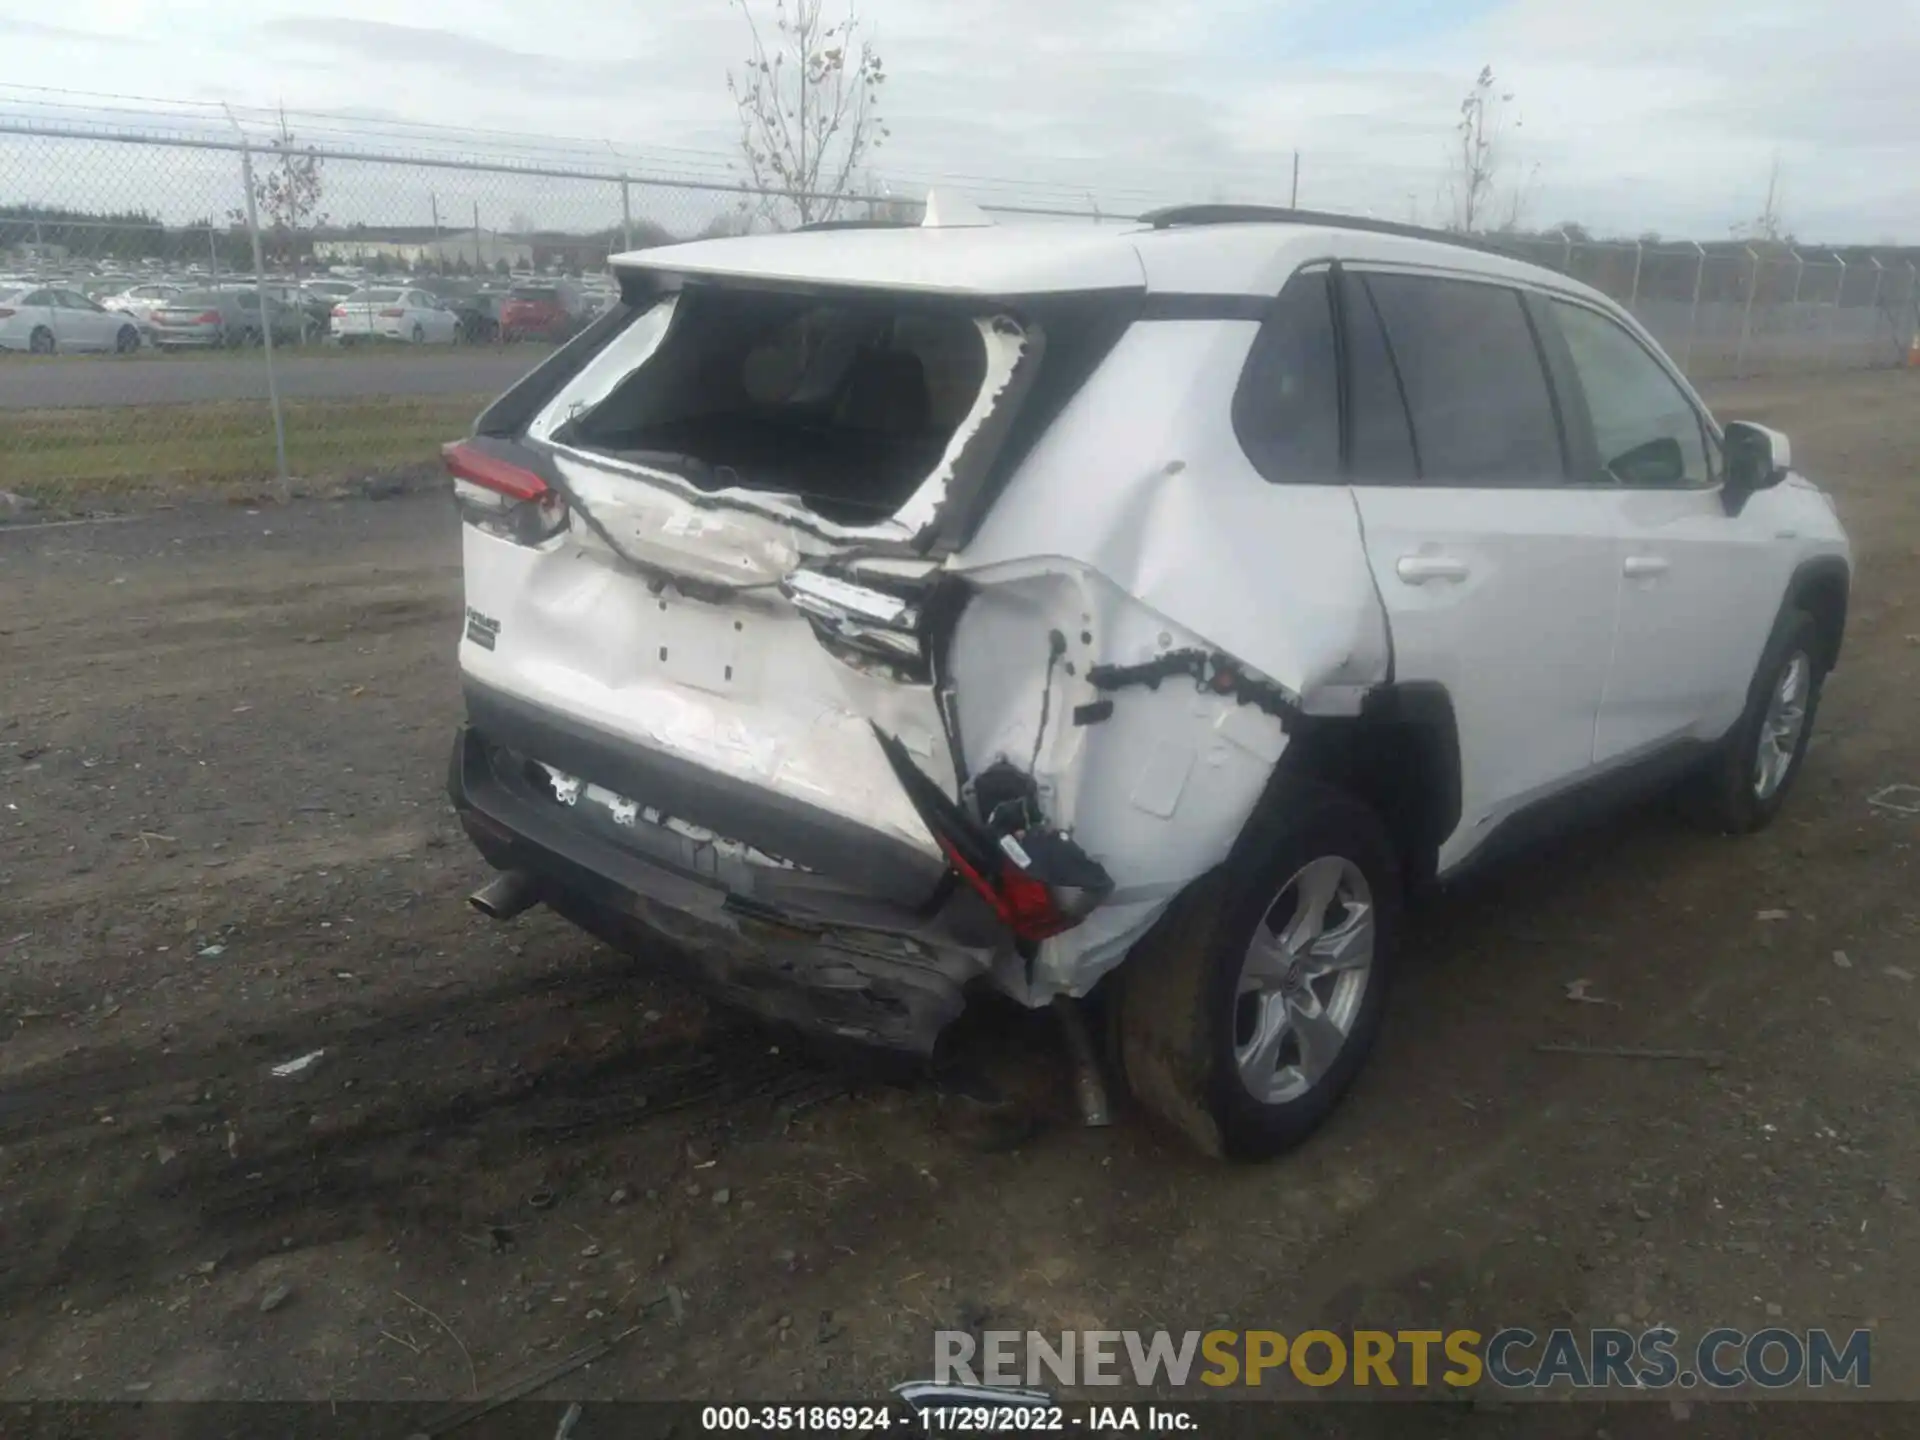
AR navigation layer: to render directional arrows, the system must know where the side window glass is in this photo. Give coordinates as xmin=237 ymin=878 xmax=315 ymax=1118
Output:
xmin=1339 ymin=270 xmax=1418 ymax=483
xmin=1550 ymin=300 xmax=1710 ymax=488
xmin=1232 ymin=269 xmax=1341 ymax=482
xmin=1363 ymin=274 xmax=1564 ymax=484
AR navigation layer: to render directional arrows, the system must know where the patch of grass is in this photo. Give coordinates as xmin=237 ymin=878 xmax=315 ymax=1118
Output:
xmin=0 ymin=394 xmax=490 ymax=502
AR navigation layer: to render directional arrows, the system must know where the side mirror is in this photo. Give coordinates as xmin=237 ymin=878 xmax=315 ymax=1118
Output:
xmin=1722 ymin=421 xmax=1791 ymax=515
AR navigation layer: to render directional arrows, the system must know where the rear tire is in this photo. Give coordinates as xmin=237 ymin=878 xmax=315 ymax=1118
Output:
xmin=115 ymin=325 xmax=140 ymax=354
xmin=1114 ymin=778 xmax=1400 ymax=1161
xmin=411 ymin=323 xmax=426 ymax=344
xmin=1682 ymin=607 xmax=1824 ymax=834
xmin=29 ymin=326 xmax=53 ymax=356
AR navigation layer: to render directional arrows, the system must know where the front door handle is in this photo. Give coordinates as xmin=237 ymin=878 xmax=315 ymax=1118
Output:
xmin=1396 ymin=555 xmax=1470 ymax=584
xmin=1623 ymin=554 xmax=1671 ymax=579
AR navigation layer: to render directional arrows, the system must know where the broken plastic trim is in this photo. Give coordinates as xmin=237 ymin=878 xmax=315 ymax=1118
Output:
xmin=781 ymin=568 xmax=928 ymax=680
xmin=1087 ymin=647 xmax=1303 ymax=725
xmin=872 ymin=726 xmax=1112 ymax=942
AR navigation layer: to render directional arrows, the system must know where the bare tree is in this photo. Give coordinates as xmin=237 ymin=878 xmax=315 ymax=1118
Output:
xmin=1445 ymin=66 xmax=1517 ymax=233
xmin=230 ymin=107 xmax=326 ymax=269
xmin=727 ymin=0 xmax=889 ymax=225
xmin=1739 ymin=153 xmax=1787 ymax=243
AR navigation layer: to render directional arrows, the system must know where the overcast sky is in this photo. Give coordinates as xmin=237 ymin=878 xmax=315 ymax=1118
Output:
xmin=2 ymin=0 xmax=1916 ymax=241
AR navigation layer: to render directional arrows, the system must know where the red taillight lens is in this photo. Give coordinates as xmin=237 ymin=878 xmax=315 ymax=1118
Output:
xmin=443 ymin=440 xmax=548 ymax=501
xmin=0 ymin=308 xmax=14 ymax=319
xmin=331 ymin=305 xmax=347 ymax=317
xmin=197 ymin=311 xmax=220 ymax=325
xmin=379 ymin=307 xmax=405 ymax=318
xmin=936 ymin=836 xmax=1078 ymax=942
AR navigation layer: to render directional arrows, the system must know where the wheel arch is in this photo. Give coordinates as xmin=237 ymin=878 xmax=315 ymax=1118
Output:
xmin=1788 ymin=555 xmax=1849 ymax=675
xmin=1266 ymin=681 xmax=1462 ymax=890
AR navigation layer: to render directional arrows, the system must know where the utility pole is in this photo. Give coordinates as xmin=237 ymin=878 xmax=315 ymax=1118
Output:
xmin=430 ymin=191 xmax=440 ymax=239
xmin=473 ymin=201 xmax=481 ymax=269
xmin=1290 ymin=151 xmax=1300 ymax=209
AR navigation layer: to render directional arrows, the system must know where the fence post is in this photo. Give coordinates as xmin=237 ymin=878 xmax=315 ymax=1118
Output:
xmin=1682 ymin=241 xmax=1705 ymax=375
xmin=1788 ymin=248 xmax=1804 ymax=306
xmin=1867 ymin=257 xmax=1885 ymax=365
xmin=620 ymin=175 xmax=633 ymax=253
xmin=1828 ymin=253 xmax=1846 ymax=370
xmin=1559 ymin=229 xmax=1573 ymax=273
xmin=1737 ymin=246 xmax=1760 ymax=376
xmin=1627 ymin=240 xmax=1643 ymax=313
xmin=236 ymin=136 xmax=290 ymax=502
xmin=1909 ymin=263 xmax=1919 ymax=363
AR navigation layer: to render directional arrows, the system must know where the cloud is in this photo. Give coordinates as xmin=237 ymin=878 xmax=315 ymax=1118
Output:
xmin=0 ymin=0 xmax=1915 ymax=240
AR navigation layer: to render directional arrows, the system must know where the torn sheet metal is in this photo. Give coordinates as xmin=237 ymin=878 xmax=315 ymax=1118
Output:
xmin=941 ymin=315 xmax=1391 ymax=998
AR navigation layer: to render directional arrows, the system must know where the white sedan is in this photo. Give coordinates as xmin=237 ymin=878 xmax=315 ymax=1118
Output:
xmin=101 ymin=282 xmax=185 ymax=330
xmin=330 ymin=287 xmax=460 ymax=345
xmin=0 ymin=284 xmax=144 ymax=353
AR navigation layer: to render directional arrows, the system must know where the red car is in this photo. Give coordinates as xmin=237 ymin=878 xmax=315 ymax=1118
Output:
xmin=497 ymin=284 xmax=581 ymax=343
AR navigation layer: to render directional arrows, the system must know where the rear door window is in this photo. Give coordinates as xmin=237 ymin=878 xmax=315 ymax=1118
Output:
xmin=1361 ymin=273 xmax=1565 ymax=485
xmin=1339 ymin=269 xmax=1419 ymax=484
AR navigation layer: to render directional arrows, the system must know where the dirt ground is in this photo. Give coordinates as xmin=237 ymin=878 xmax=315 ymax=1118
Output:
xmin=3 ymin=369 xmax=1918 ymax=1429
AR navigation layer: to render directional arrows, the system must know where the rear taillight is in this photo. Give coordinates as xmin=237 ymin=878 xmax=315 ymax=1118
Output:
xmin=331 ymin=305 xmax=346 ymax=317
xmin=0 ymin=308 xmax=13 ymax=319
xmin=379 ymin=307 xmax=405 ymax=318
xmin=872 ymin=730 xmax=1113 ymax=943
xmin=197 ymin=311 xmax=220 ymax=324
xmin=444 ymin=440 xmax=568 ymax=545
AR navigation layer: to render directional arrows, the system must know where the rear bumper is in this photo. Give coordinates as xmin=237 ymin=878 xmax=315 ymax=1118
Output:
xmin=447 ymin=695 xmax=1002 ymax=1055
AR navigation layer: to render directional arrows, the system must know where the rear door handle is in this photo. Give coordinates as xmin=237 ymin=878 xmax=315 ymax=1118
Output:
xmin=1622 ymin=554 xmax=1671 ymax=579
xmin=1395 ymin=555 xmax=1470 ymax=584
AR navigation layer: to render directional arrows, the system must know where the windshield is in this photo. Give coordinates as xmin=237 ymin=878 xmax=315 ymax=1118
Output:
xmin=348 ymin=290 xmax=405 ymax=303
xmin=172 ymin=291 xmax=222 ymax=305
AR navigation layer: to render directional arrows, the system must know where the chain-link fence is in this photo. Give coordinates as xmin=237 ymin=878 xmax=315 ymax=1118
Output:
xmin=3 ymin=119 xmax=1917 ymax=517
xmin=1489 ymin=233 xmax=1920 ymax=383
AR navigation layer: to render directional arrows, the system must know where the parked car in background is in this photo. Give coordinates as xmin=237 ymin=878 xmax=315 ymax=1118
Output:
xmin=302 ymin=278 xmax=360 ymax=311
xmin=0 ymin=285 xmax=143 ymax=353
xmin=100 ymin=282 xmax=186 ymax=333
xmin=435 ymin=289 xmax=503 ymax=344
xmin=498 ymin=282 xmax=583 ymax=341
xmin=331 ymin=288 xmax=461 ymax=345
xmin=148 ymin=289 xmax=303 ymax=349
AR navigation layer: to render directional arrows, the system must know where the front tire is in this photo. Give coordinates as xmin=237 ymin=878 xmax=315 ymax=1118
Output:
xmin=411 ymin=323 xmax=426 ymax=344
xmin=115 ymin=325 xmax=140 ymax=354
xmin=1114 ymin=778 xmax=1400 ymax=1161
xmin=1684 ymin=608 xmax=1824 ymax=834
xmin=29 ymin=326 xmax=53 ymax=355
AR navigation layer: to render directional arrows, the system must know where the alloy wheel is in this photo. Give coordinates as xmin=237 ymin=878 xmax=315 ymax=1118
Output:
xmin=1232 ymin=855 xmax=1376 ymax=1105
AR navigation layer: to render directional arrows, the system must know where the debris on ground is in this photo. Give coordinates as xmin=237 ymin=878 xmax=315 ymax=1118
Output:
xmin=258 ymin=1283 xmax=294 ymax=1314
xmin=1564 ymin=978 xmax=1622 ymax=1007
xmin=1866 ymin=784 xmax=1920 ymax=815
xmin=270 ymin=1049 xmax=325 ymax=1078
xmin=1886 ymin=966 xmax=1914 ymax=982
xmin=1536 ymin=1042 xmax=1725 ymax=1067
xmin=1755 ymin=909 xmax=1791 ymax=922
xmin=1833 ymin=950 xmax=1853 ymax=968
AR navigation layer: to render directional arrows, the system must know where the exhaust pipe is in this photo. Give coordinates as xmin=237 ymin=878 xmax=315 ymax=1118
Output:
xmin=469 ymin=869 xmax=541 ymax=921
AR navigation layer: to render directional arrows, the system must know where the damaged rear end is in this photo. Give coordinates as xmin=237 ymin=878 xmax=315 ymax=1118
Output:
xmin=447 ymin=227 xmax=1387 ymax=1054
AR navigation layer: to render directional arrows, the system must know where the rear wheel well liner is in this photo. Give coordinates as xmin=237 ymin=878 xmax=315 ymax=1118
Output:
xmin=1262 ymin=681 xmax=1461 ymax=887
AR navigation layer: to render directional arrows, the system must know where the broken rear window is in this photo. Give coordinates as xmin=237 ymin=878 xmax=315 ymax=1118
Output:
xmin=555 ymin=286 xmax=994 ymax=527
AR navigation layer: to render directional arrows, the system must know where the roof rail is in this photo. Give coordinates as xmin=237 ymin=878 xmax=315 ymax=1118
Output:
xmin=793 ymin=217 xmax=918 ymax=233
xmin=1139 ymin=204 xmax=1513 ymax=259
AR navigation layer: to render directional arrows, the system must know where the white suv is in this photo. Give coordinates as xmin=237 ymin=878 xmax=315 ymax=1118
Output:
xmin=443 ymin=202 xmax=1850 ymax=1160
